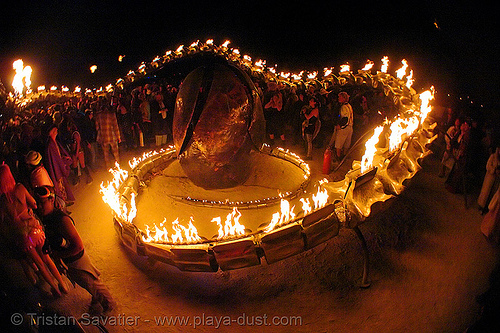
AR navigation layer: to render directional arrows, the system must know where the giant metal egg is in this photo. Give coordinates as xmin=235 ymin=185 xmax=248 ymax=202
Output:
xmin=173 ymin=63 xmax=265 ymax=189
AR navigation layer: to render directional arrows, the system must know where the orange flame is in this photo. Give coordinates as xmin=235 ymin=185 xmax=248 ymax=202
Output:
xmin=311 ymin=187 xmax=329 ymax=210
xmin=300 ymin=198 xmax=312 ymax=215
xmin=12 ymin=59 xmax=32 ymax=96
xmin=395 ymin=59 xmax=408 ymax=79
xmin=99 ymin=162 xmax=136 ymax=223
xmin=381 ymin=56 xmax=389 ymax=73
xmin=142 ymin=217 xmax=201 ymax=244
xmin=388 ymin=117 xmax=419 ymax=152
xmin=406 ymin=70 xmax=414 ymax=89
xmin=340 ymin=63 xmax=350 ymax=73
xmin=418 ymin=87 xmax=435 ymax=125
xmin=361 ymin=60 xmax=374 ymax=71
xmin=211 ymin=207 xmax=246 ymax=239
xmin=323 ymin=67 xmax=334 ymax=77
xmin=265 ymin=199 xmax=296 ymax=232
xmin=361 ymin=125 xmax=384 ymax=173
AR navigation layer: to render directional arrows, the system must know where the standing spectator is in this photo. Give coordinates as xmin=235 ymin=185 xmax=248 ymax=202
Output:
xmin=291 ymin=91 xmax=307 ymax=145
xmin=264 ymin=91 xmax=285 ymax=146
xmin=333 ymin=92 xmax=354 ymax=161
xmin=116 ymin=97 xmax=134 ymax=151
xmin=95 ymin=105 xmax=121 ymax=169
xmin=439 ymin=117 xmax=462 ymax=178
xmin=130 ymin=88 xmax=144 ymax=148
xmin=301 ymin=96 xmax=320 ymax=160
xmin=445 ymin=118 xmax=472 ymax=193
xmin=150 ymin=91 xmax=169 ymax=147
xmin=67 ymin=120 xmax=92 ymax=185
xmin=35 ymin=186 xmax=115 ymax=314
xmin=481 ymin=184 xmax=500 ymax=244
xmin=45 ymin=124 xmax=75 ymax=206
xmin=139 ymin=92 xmax=152 ymax=146
xmin=478 ymin=147 xmax=500 ymax=214
xmin=75 ymin=109 xmax=98 ymax=171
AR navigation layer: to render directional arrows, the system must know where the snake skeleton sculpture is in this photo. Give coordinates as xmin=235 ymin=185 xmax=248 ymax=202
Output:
xmin=100 ymin=40 xmax=436 ymax=287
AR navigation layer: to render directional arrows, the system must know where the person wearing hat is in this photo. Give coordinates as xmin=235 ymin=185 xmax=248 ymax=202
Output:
xmin=333 ymin=91 xmax=354 ymax=161
xmin=25 ymin=150 xmax=69 ymax=214
xmin=34 ymin=186 xmax=115 ymax=314
xmin=25 ymin=150 xmax=54 ymax=189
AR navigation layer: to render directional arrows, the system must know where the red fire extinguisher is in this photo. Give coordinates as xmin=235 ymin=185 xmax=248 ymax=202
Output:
xmin=323 ymin=148 xmax=332 ymax=174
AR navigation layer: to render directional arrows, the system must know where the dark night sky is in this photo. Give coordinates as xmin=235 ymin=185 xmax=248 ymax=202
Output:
xmin=1 ymin=1 xmax=498 ymax=106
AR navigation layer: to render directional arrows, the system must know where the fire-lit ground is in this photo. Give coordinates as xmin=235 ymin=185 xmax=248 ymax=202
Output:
xmin=44 ymin=142 xmax=497 ymax=332
xmin=135 ymin=150 xmax=310 ymax=239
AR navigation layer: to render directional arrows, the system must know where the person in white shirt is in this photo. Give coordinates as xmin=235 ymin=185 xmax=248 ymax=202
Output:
xmin=333 ymin=92 xmax=354 ymax=160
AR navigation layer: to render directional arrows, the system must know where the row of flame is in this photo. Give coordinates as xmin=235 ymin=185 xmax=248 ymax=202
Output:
xmin=99 ymin=146 xmax=328 ymax=245
xmin=360 ymin=87 xmax=435 ymax=173
xmin=12 ymin=39 xmax=416 ymax=99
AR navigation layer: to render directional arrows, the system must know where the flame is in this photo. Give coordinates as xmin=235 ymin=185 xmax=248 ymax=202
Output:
xmin=175 ymin=45 xmax=184 ymax=53
xmin=61 ymin=86 xmax=69 ymax=92
xmin=206 ymin=39 xmax=214 ymax=45
xmin=50 ymin=86 xmax=57 ymax=91
xmin=300 ymin=198 xmax=312 ymax=216
xmin=255 ymin=59 xmax=266 ymax=69
xmin=138 ymin=62 xmax=146 ymax=73
xmin=280 ymin=72 xmax=290 ymax=79
xmin=127 ymin=148 xmax=169 ymax=170
xmin=264 ymin=199 xmax=296 ymax=232
xmin=360 ymin=125 xmax=384 ymax=172
xmin=99 ymin=162 xmax=137 ymax=223
xmin=90 ymin=65 xmax=97 ymax=73
xmin=361 ymin=60 xmax=374 ymax=71
xmin=12 ymin=59 xmax=32 ymax=96
xmin=211 ymin=207 xmax=246 ymax=239
xmin=381 ymin=56 xmax=389 ymax=73
xmin=324 ymin=67 xmax=334 ymax=77
xmin=37 ymin=85 xmax=46 ymax=92
xmin=118 ymin=55 xmax=125 ymax=62
xmin=311 ymin=187 xmax=329 ymax=210
xmin=171 ymin=217 xmax=202 ymax=244
xmin=222 ymin=40 xmax=231 ymax=48
xmin=406 ymin=70 xmax=414 ymax=89
xmin=340 ymin=63 xmax=350 ymax=73
xmin=292 ymin=71 xmax=304 ymax=81
xmin=418 ymin=87 xmax=435 ymax=125
xmin=74 ymin=86 xmax=81 ymax=93
xmin=307 ymin=71 xmax=318 ymax=79
xmin=142 ymin=217 xmax=201 ymax=244
xmin=388 ymin=117 xmax=418 ymax=152
xmin=395 ymin=59 xmax=408 ymax=79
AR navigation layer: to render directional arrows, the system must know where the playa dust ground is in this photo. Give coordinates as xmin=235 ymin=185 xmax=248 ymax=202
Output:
xmin=39 ymin=143 xmax=499 ymax=332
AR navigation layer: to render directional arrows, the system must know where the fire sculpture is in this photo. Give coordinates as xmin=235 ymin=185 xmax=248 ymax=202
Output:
xmin=99 ymin=40 xmax=437 ymax=284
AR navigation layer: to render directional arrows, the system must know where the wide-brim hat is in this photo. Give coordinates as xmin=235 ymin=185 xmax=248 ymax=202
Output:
xmin=25 ymin=151 xmax=42 ymax=165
